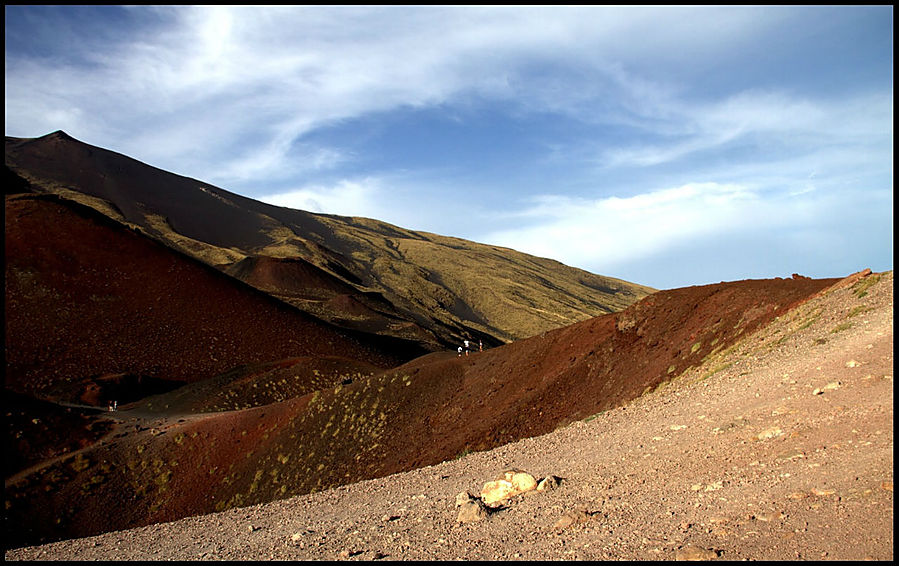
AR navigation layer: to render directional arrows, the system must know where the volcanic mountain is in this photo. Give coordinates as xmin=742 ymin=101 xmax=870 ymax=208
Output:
xmin=5 ymin=131 xmax=655 ymax=351
xmin=5 ymin=178 xmax=846 ymax=546
xmin=4 ymin=131 xmax=872 ymax=551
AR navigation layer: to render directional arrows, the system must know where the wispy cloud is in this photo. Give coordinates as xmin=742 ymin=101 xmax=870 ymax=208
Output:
xmin=483 ymin=183 xmax=764 ymax=266
xmin=4 ymin=5 xmax=892 ymax=288
xmin=259 ymin=177 xmax=384 ymax=219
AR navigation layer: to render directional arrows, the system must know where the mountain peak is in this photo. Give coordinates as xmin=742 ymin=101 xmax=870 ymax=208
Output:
xmin=45 ymin=130 xmax=76 ymax=141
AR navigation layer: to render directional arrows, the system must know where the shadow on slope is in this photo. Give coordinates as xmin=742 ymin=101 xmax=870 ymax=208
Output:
xmin=4 ymin=192 xmax=420 ymax=404
xmin=224 ymin=256 xmax=439 ymax=346
xmin=6 ymin=131 xmax=655 ymax=347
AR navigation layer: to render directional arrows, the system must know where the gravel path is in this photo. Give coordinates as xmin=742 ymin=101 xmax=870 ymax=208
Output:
xmin=6 ymin=271 xmax=892 ymax=561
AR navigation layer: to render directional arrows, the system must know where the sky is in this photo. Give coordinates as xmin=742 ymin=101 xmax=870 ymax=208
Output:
xmin=4 ymin=5 xmax=893 ymax=290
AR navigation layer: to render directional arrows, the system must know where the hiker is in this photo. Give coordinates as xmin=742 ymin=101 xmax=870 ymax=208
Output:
xmin=479 ymin=339 xmax=483 ymax=352
xmin=463 ymin=339 xmax=470 ymax=356
xmin=458 ymin=346 xmax=463 ymax=357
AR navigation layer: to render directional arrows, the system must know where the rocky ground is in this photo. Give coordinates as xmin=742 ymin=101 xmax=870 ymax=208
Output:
xmin=5 ymin=271 xmax=892 ymax=561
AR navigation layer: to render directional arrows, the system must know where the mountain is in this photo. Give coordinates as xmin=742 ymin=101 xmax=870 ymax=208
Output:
xmin=4 ymin=190 xmax=845 ymax=544
xmin=7 ymin=130 xmax=881 ymax=553
xmin=5 ymin=131 xmax=656 ymax=351
xmin=4 ymin=190 xmax=414 ymax=403
xmin=7 ymin=269 xmax=891 ymax=561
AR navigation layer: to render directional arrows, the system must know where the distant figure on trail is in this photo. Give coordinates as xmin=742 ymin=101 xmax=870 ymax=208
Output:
xmin=463 ymin=339 xmax=470 ymax=356
xmin=479 ymin=339 xmax=483 ymax=352
xmin=458 ymin=346 xmax=463 ymax=357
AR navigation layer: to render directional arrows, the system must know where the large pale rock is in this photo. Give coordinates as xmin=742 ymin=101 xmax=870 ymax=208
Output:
xmin=480 ymin=479 xmax=516 ymax=506
xmin=480 ymin=470 xmax=537 ymax=505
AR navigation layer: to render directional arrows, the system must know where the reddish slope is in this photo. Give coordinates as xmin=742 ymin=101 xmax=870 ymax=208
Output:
xmin=4 ymin=266 xmax=842 ymax=547
xmin=4 ymin=193 xmax=414 ymax=402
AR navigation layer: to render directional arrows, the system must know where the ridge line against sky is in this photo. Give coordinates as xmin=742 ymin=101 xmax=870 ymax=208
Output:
xmin=4 ymin=5 xmax=893 ymax=289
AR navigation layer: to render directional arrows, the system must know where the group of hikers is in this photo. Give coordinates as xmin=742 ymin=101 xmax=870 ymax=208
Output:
xmin=457 ymin=338 xmax=483 ymax=357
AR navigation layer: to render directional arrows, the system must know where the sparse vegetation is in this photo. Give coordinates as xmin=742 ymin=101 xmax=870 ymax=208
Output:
xmin=831 ymin=322 xmax=853 ymax=334
xmin=847 ymin=305 xmax=872 ymax=318
xmin=852 ymin=273 xmax=882 ymax=298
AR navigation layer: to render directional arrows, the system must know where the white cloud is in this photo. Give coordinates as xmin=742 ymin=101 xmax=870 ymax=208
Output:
xmin=1 ymin=6 xmax=797 ymax=182
xmin=4 ymin=5 xmax=890 ymax=289
xmin=258 ymin=178 xmax=383 ymax=218
xmin=481 ymin=182 xmax=808 ymax=270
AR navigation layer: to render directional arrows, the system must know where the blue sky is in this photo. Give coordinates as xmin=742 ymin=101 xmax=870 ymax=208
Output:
xmin=5 ymin=5 xmax=893 ymax=289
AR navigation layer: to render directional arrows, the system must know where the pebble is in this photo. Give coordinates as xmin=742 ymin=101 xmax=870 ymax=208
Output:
xmin=456 ymin=499 xmax=488 ymax=524
xmin=552 ymin=510 xmax=589 ymax=530
xmin=455 ymin=491 xmax=475 ymax=506
xmin=675 ymin=544 xmax=718 ymax=560
xmin=756 ymin=427 xmax=783 ymax=441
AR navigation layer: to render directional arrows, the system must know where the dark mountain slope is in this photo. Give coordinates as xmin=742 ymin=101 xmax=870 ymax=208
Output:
xmin=4 ymin=192 xmax=419 ymax=403
xmin=6 ymin=131 xmax=655 ymax=348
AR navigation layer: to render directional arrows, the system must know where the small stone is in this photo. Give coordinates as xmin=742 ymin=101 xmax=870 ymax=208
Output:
xmin=823 ymin=381 xmax=841 ymax=391
xmin=536 ymin=476 xmax=559 ymax=491
xmin=757 ymin=427 xmax=783 ymax=441
xmin=754 ymin=511 xmax=784 ymax=522
xmin=811 ymin=487 xmax=835 ymax=496
xmin=290 ymin=533 xmax=302 ymax=542
xmin=881 ymin=481 xmax=893 ymax=492
xmin=457 ymin=499 xmax=488 ymax=523
xmin=675 ymin=544 xmax=718 ymax=560
xmin=455 ymin=491 xmax=475 ymax=507
xmin=846 ymin=360 xmax=861 ymax=368
xmin=812 ymin=388 xmax=823 ymax=395
xmin=552 ymin=510 xmax=589 ymax=530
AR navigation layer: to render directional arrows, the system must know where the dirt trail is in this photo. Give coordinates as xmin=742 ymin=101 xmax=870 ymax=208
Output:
xmin=5 ymin=271 xmax=892 ymax=561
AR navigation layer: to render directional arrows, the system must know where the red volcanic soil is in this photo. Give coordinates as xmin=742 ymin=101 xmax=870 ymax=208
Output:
xmin=3 ymin=249 xmax=844 ymax=547
xmin=357 ymin=275 xmax=842 ymax=471
xmin=4 ymin=193 xmax=414 ymax=404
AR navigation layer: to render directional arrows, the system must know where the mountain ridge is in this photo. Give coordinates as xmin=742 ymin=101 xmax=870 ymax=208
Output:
xmin=7 ymin=130 xmax=886 ymax=557
xmin=5 ymin=130 xmax=655 ymax=350
xmin=4 ymin=189 xmax=843 ymax=544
